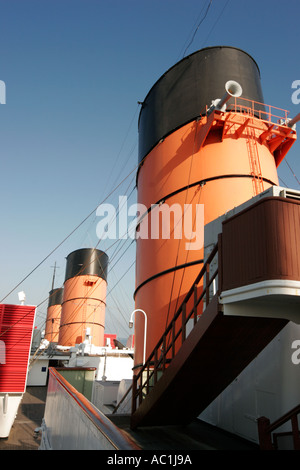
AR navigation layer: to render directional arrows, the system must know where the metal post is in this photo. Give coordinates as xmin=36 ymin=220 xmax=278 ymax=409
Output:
xmin=129 ymin=309 xmax=148 ymax=365
xmin=257 ymin=416 xmax=273 ymax=450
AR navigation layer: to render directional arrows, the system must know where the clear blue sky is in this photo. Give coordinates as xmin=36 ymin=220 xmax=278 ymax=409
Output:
xmin=0 ymin=0 xmax=299 ymax=338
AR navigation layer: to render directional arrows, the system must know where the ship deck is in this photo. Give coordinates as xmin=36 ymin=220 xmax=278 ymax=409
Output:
xmin=0 ymin=386 xmax=259 ymax=451
xmin=109 ymin=414 xmax=259 ymax=451
xmin=0 ymin=386 xmax=47 ymax=450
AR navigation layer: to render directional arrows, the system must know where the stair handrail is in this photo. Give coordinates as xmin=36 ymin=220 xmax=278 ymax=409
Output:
xmin=131 ymin=239 xmax=220 ymax=414
xmin=257 ymin=404 xmax=300 ymax=450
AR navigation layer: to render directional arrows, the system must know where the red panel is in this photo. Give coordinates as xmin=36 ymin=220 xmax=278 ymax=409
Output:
xmin=104 ymin=333 xmax=117 ymax=349
xmin=0 ymin=304 xmax=36 ymax=393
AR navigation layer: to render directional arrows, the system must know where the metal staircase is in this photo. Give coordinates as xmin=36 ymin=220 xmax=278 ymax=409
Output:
xmin=128 ymin=235 xmax=288 ymax=430
xmin=112 ymin=190 xmax=300 ymax=432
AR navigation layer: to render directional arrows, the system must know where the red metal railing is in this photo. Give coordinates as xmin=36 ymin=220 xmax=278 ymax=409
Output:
xmin=227 ymin=96 xmax=290 ymax=125
xmin=131 ymin=240 xmax=220 ymax=415
xmin=257 ymin=404 xmax=300 ymax=450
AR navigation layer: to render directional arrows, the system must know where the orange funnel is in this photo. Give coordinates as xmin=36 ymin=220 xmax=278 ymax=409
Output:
xmin=58 ymin=248 xmax=109 ymax=347
xmin=44 ymin=288 xmax=63 ymax=343
xmin=133 ymin=46 xmax=293 ymax=372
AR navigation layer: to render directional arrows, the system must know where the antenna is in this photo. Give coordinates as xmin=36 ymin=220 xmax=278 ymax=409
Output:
xmin=51 ymin=262 xmax=59 ymax=290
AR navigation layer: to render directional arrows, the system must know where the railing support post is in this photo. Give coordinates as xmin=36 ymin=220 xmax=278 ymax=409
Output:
xmin=205 ymin=264 xmax=210 ymax=306
xmin=138 ymin=375 xmax=143 ymax=406
xmin=182 ymin=303 xmax=186 ymax=344
xmin=162 ymin=336 xmax=166 ymax=371
xmin=257 ymin=417 xmax=273 ymax=450
xmin=172 ymin=320 xmax=175 ymax=359
xmin=131 ymin=374 xmax=137 ymax=415
xmin=291 ymin=415 xmax=300 ymax=450
xmin=154 ymin=348 xmax=158 ymax=385
xmin=193 ymin=285 xmax=198 ymax=326
xmin=218 ymin=233 xmax=222 ymax=293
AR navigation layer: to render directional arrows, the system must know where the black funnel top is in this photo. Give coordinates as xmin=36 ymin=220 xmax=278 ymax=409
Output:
xmin=138 ymin=46 xmax=265 ymax=164
xmin=64 ymin=248 xmax=109 ymax=283
xmin=48 ymin=288 xmax=64 ymax=308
